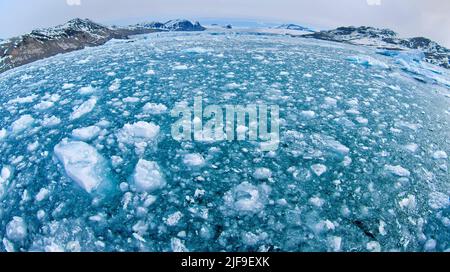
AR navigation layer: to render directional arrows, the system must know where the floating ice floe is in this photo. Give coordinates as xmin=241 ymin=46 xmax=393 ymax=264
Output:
xmin=41 ymin=116 xmax=61 ymax=127
xmin=70 ymin=97 xmax=97 ymax=120
xmin=223 ymin=182 xmax=271 ymax=215
xmin=8 ymin=94 xmax=38 ymax=104
xmin=253 ymin=167 xmax=272 ymax=180
xmin=131 ymin=159 xmax=166 ymax=193
xmin=0 ymin=165 xmax=13 ymax=199
xmin=54 ymin=139 xmax=115 ymax=195
xmin=78 ymin=86 xmax=97 ymax=95
xmin=117 ymin=122 xmax=160 ymax=155
xmin=10 ymin=115 xmax=34 ymax=133
xmin=384 ymin=165 xmax=411 ymax=177
xmin=71 ymin=126 xmax=101 ymax=141
xmin=428 ymin=192 xmax=449 ymax=210
xmin=34 ymin=101 xmax=54 ymax=111
xmin=6 ymin=217 xmax=27 ymax=242
xmin=142 ymin=103 xmax=168 ymax=114
xmin=183 ymin=153 xmax=206 ymax=168
xmin=432 ymin=151 xmax=448 ymax=160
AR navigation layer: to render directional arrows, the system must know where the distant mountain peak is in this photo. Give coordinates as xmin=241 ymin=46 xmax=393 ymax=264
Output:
xmin=302 ymin=26 xmax=449 ymax=69
xmin=275 ymin=23 xmax=314 ymax=32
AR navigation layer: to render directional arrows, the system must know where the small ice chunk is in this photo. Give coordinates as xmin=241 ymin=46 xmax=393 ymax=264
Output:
xmin=117 ymin=121 xmax=160 ymax=145
xmin=78 ymin=86 xmax=97 ymax=95
xmin=399 ymin=195 xmax=416 ymax=210
xmin=432 ymin=151 xmax=448 ymax=160
xmin=34 ymin=101 xmax=54 ymax=111
xmin=54 ymin=139 xmax=114 ymax=194
xmin=171 ymin=238 xmax=188 ymax=252
xmin=183 ymin=153 xmax=206 ymax=168
xmin=70 ymin=98 xmax=97 ymax=120
xmin=309 ymin=196 xmax=325 ymax=207
xmin=300 ymin=110 xmax=316 ymax=119
xmin=123 ymin=97 xmax=140 ymax=103
xmin=366 ymin=241 xmax=381 ymax=252
xmin=165 ymin=211 xmax=183 ymax=226
xmin=71 ymin=126 xmax=101 ymax=141
xmin=0 ymin=165 xmax=13 ymax=198
xmin=404 ymin=143 xmax=418 ymax=153
xmin=62 ymin=83 xmax=75 ymax=89
xmin=8 ymin=94 xmax=38 ymax=104
xmin=384 ymin=165 xmax=410 ymax=177
xmin=428 ymin=192 xmax=449 ymax=210
xmin=0 ymin=128 xmax=7 ymax=140
xmin=173 ymin=64 xmax=188 ymax=70
xmin=6 ymin=217 xmax=27 ymax=242
xmin=27 ymin=141 xmax=39 ymax=152
xmin=223 ymin=182 xmax=271 ymax=214
xmin=253 ymin=167 xmax=272 ymax=180
xmin=132 ymin=159 xmax=166 ymax=192
xmin=41 ymin=116 xmax=61 ymax=127
xmin=11 ymin=115 xmax=34 ymax=133
xmin=424 ymin=239 xmax=437 ymax=251
xmin=311 ymin=164 xmax=327 ymax=177
xmin=143 ymin=103 xmax=168 ymax=114
xmin=35 ymin=188 xmax=50 ymax=202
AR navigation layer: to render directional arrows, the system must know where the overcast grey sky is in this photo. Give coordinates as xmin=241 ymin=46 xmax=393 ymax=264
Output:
xmin=1 ymin=0 xmax=449 ymax=47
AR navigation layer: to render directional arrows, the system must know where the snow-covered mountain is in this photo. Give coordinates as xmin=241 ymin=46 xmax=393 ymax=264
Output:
xmin=275 ymin=23 xmax=314 ymax=33
xmin=0 ymin=18 xmax=206 ymax=73
xmin=123 ymin=19 xmax=205 ymax=32
xmin=302 ymin=26 xmax=450 ymax=69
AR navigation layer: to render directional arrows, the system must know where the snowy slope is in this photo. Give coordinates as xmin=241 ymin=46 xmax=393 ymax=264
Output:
xmin=302 ymin=26 xmax=450 ymax=69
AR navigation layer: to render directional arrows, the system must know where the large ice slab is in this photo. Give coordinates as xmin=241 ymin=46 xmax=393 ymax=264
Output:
xmin=131 ymin=159 xmax=166 ymax=192
xmin=54 ymin=139 xmax=115 ymax=194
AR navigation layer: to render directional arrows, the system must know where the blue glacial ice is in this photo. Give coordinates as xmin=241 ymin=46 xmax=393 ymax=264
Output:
xmin=0 ymin=30 xmax=449 ymax=252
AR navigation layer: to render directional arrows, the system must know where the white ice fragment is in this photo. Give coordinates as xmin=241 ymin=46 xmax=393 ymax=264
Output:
xmin=311 ymin=164 xmax=327 ymax=177
xmin=35 ymin=188 xmax=50 ymax=202
xmin=0 ymin=128 xmax=7 ymax=140
xmin=8 ymin=94 xmax=38 ymax=104
xmin=41 ymin=116 xmax=61 ymax=127
xmin=404 ymin=143 xmax=418 ymax=153
xmin=384 ymin=165 xmax=410 ymax=177
xmin=6 ymin=217 xmax=27 ymax=242
xmin=300 ymin=110 xmax=316 ymax=119
xmin=117 ymin=121 xmax=160 ymax=145
xmin=432 ymin=151 xmax=448 ymax=160
xmin=424 ymin=239 xmax=437 ymax=251
xmin=428 ymin=192 xmax=449 ymax=210
xmin=309 ymin=196 xmax=325 ymax=207
xmin=71 ymin=126 xmax=101 ymax=141
xmin=27 ymin=141 xmax=39 ymax=152
xmin=173 ymin=64 xmax=188 ymax=70
xmin=11 ymin=114 xmax=34 ymax=133
xmin=224 ymin=182 xmax=271 ymax=214
xmin=70 ymin=97 xmax=97 ymax=120
xmin=399 ymin=194 xmax=416 ymax=210
xmin=34 ymin=101 xmax=54 ymax=111
xmin=366 ymin=241 xmax=381 ymax=252
xmin=171 ymin=238 xmax=188 ymax=252
xmin=78 ymin=86 xmax=97 ymax=95
xmin=143 ymin=103 xmax=168 ymax=114
xmin=0 ymin=165 xmax=13 ymax=199
xmin=123 ymin=97 xmax=140 ymax=103
xmin=253 ymin=167 xmax=272 ymax=180
xmin=165 ymin=211 xmax=183 ymax=226
xmin=132 ymin=159 xmax=166 ymax=193
xmin=54 ymin=139 xmax=114 ymax=194
xmin=183 ymin=153 xmax=206 ymax=168
xmin=62 ymin=83 xmax=75 ymax=89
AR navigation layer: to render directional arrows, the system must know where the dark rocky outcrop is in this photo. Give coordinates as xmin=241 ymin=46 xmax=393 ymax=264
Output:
xmin=0 ymin=18 xmax=206 ymax=73
xmin=302 ymin=26 xmax=450 ymax=69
